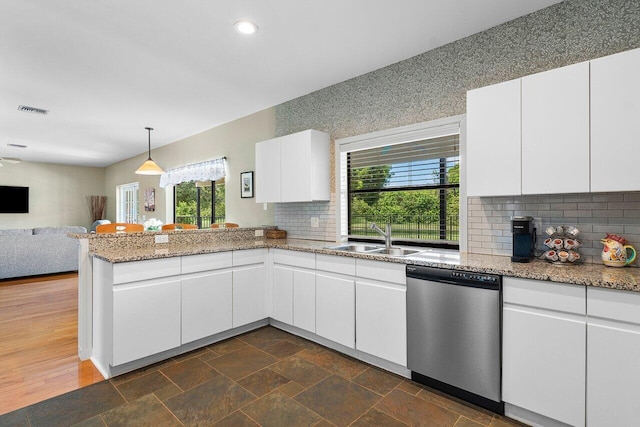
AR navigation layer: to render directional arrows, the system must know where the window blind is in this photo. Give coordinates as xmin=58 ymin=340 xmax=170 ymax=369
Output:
xmin=348 ymin=134 xmax=460 ymax=191
xmin=346 ymin=134 xmax=460 ymax=245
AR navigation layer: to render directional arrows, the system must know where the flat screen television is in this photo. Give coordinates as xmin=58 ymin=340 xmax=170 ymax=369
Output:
xmin=0 ymin=186 xmax=29 ymax=213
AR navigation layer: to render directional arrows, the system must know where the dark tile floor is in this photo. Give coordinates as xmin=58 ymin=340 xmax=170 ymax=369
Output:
xmin=0 ymin=326 xmax=526 ymax=427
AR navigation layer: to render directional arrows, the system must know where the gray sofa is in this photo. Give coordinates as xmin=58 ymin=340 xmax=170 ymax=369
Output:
xmin=0 ymin=226 xmax=87 ymax=280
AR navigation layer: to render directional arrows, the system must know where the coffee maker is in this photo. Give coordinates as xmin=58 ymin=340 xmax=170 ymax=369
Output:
xmin=511 ymin=216 xmax=536 ymax=262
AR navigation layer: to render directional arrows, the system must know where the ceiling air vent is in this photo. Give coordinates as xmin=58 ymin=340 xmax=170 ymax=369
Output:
xmin=18 ymin=105 xmax=49 ymax=115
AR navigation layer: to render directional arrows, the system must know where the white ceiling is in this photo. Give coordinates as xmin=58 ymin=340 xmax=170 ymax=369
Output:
xmin=0 ymin=0 xmax=562 ymax=168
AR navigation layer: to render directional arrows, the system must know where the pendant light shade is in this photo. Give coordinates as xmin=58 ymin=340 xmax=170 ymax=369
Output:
xmin=135 ymin=127 xmax=164 ymax=175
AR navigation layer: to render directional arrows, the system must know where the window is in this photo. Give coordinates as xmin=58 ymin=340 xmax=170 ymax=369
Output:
xmin=339 ymin=118 xmax=461 ymax=248
xmin=116 ymin=182 xmax=139 ymax=223
xmin=174 ymin=180 xmax=225 ymax=228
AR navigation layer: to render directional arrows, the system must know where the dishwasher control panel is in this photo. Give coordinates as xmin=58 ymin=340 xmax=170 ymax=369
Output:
xmin=451 ymin=271 xmax=498 ymax=283
xmin=407 ymin=265 xmax=501 ymax=289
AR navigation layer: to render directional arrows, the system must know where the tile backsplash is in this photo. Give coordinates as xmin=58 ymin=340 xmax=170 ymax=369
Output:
xmin=468 ymin=192 xmax=640 ymax=264
xmin=274 ymin=194 xmax=336 ymax=242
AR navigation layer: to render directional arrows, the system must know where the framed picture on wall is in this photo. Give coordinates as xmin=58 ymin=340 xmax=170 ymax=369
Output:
xmin=144 ymin=187 xmax=155 ymax=211
xmin=241 ymin=171 xmax=254 ymax=198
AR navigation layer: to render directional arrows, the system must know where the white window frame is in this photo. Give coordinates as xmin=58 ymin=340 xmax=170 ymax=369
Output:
xmin=116 ymin=182 xmax=139 ymax=223
xmin=335 ymin=115 xmax=467 ymax=251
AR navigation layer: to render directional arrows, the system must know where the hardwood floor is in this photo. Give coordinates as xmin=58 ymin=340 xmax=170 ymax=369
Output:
xmin=0 ymin=273 xmax=103 ymax=415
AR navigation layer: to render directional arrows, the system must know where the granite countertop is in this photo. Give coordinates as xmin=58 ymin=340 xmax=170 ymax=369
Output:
xmin=89 ymin=238 xmax=640 ymax=293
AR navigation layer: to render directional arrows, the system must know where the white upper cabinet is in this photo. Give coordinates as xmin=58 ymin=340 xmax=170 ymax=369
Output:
xmin=466 ymin=78 xmax=521 ymax=197
xmin=521 ymin=61 xmax=590 ymax=194
xmin=467 ymin=47 xmax=640 ymax=197
xmin=255 ymin=129 xmax=330 ymax=203
xmin=255 ymin=136 xmax=281 ymax=203
xmin=591 ymin=48 xmax=640 ymax=192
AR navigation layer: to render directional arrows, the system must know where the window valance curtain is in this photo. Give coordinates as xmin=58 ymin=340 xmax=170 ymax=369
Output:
xmin=159 ymin=157 xmax=227 ymax=188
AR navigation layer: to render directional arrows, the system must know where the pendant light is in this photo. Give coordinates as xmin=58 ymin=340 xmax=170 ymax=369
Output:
xmin=135 ymin=127 xmax=164 ymax=175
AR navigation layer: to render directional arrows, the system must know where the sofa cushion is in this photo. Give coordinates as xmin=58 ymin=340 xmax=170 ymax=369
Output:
xmin=0 ymin=226 xmax=85 ymax=279
xmin=33 ymin=226 xmax=87 ymax=235
xmin=0 ymin=228 xmax=34 ymax=235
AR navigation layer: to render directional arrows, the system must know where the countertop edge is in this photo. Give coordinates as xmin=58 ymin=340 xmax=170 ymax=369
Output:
xmin=88 ymin=239 xmax=640 ymax=293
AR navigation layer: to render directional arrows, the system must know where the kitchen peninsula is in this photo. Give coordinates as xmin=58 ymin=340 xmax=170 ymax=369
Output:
xmin=74 ymin=227 xmax=640 ymax=375
xmin=71 ymin=227 xmax=640 ymax=426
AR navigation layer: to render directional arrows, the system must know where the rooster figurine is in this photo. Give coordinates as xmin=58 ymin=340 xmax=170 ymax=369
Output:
xmin=601 ymin=233 xmax=636 ymax=267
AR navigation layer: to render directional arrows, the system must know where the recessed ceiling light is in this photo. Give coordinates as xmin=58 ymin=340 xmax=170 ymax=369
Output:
xmin=7 ymin=143 xmax=27 ymax=148
xmin=234 ymin=20 xmax=258 ymax=35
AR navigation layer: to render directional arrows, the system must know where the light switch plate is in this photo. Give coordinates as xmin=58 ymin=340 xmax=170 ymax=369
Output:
xmin=311 ymin=217 xmax=319 ymax=228
xmin=155 ymin=234 xmax=169 ymax=244
xmin=255 ymin=229 xmax=264 ymax=237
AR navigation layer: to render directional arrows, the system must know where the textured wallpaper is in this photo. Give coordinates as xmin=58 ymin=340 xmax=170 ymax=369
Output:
xmin=275 ymin=0 xmax=640 ymax=139
xmin=273 ymin=0 xmax=640 ymax=246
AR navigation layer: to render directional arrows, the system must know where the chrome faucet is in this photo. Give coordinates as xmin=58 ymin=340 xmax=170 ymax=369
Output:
xmin=370 ymin=222 xmax=392 ymax=249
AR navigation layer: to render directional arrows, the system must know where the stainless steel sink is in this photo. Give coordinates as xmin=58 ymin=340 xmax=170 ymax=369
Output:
xmin=325 ymin=244 xmax=382 ymax=253
xmin=326 ymin=244 xmax=423 ymax=257
xmin=370 ymin=247 xmax=423 ymax=257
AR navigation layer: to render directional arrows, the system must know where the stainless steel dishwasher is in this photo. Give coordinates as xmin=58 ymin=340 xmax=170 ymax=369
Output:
xmin=406 ymin=265 xmax=503 ymax=414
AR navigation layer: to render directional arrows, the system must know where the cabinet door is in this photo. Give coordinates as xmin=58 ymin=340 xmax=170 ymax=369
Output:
xmin=503 ymin=306 xmax=585 ymax=426
xmin=356 ymin=280 xmax=406 ymax=366
xmin=293 ymin=270 xmax=316 ymax=333
xmin=113 ymin=279 xmax=181 ymax=365
xmin=255 ymin=137 xmax=281 ymax=203
xmin=466 ymin=78 xmax=521 ymax=197
xmin=587 ymin=286 xmax=640 ymax=426
xmin=316 ymin=273 xmax=355 ymax=348
xmin=521 ymin=61 xmax=590 ymax=194
xmin=279 ymin=130 xmax=330 ymax=202
xmin=272 ymin=265 xmax=294 ymax=325
xmin=182 ymin=271 xmax=233 ymax=344
xmin=591 ymin=48 xmax=640 ymax=192
xmin=587 ymin=323 xmax=640 ymax=426
xmin=280 ymin=132 xmax=311 ymax=202
xmin=233 ymin=265 xmax=266 ymax=327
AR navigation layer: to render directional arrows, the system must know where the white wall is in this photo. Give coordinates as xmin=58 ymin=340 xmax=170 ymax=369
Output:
xmin=104 ymin=108 xmax=276 ymax=227
xmin=0 ymin=161 xmax=105 ymax=230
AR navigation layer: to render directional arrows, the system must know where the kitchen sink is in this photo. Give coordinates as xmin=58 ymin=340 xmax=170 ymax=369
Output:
xmin=370 ymin=247 xmax=423 ymax=257
xmin=325 ymin=244 xmax=382 ymax=253
xmin=326 ymin=244 xmax=424 ymax=257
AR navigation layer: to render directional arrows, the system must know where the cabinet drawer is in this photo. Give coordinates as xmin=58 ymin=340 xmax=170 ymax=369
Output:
xmin=273 ymin=249 xmax=315 ymax=269
xmin=356 ymin=259 xmax=405 ymax=285
xmin=181 ymin=252 xmax=232 ymax=274
xmin=588 ymin=287 xmax=640 ymax=325
xmin=316 ymin=254 xmax=355 ymax=276
xmin=112 ymin=257 xmax=181 ymax=284
xmin=232 ymin=248 xmax=267 ymax=266
xmin=503 ymin=277 xmax=585 ymax=315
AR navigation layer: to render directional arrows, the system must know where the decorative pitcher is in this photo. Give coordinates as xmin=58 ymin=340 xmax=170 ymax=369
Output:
xmin=601 ymin=237 xmax=636 ymax=267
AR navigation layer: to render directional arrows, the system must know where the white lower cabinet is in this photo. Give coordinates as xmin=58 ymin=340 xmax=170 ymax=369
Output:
xmin=355 ymin=280 xmax=406 ymax=366
xmin=232 ymin=265 xmax=266 ymax=328
xmin=232 ymin=249 xmax=268 ymax=328
xmin=293 ymin=270 xmax=316 ymax=333
xmin=113 ymin=278 xmax=182 ymax=366
xmin=316 ymin=272 xmax=355 ymax=349
xmin=272 ymin=265 xmax=294 ymax=324
xmin=272 ymin=249 xmax=317 ymax=332
xmin=181 ymin=270 xmax=233 ymax=344
xmin=502 ymin=277 xmax=585 ymax=427
xmin=587 ymin=287 xmax=640 ymax=426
